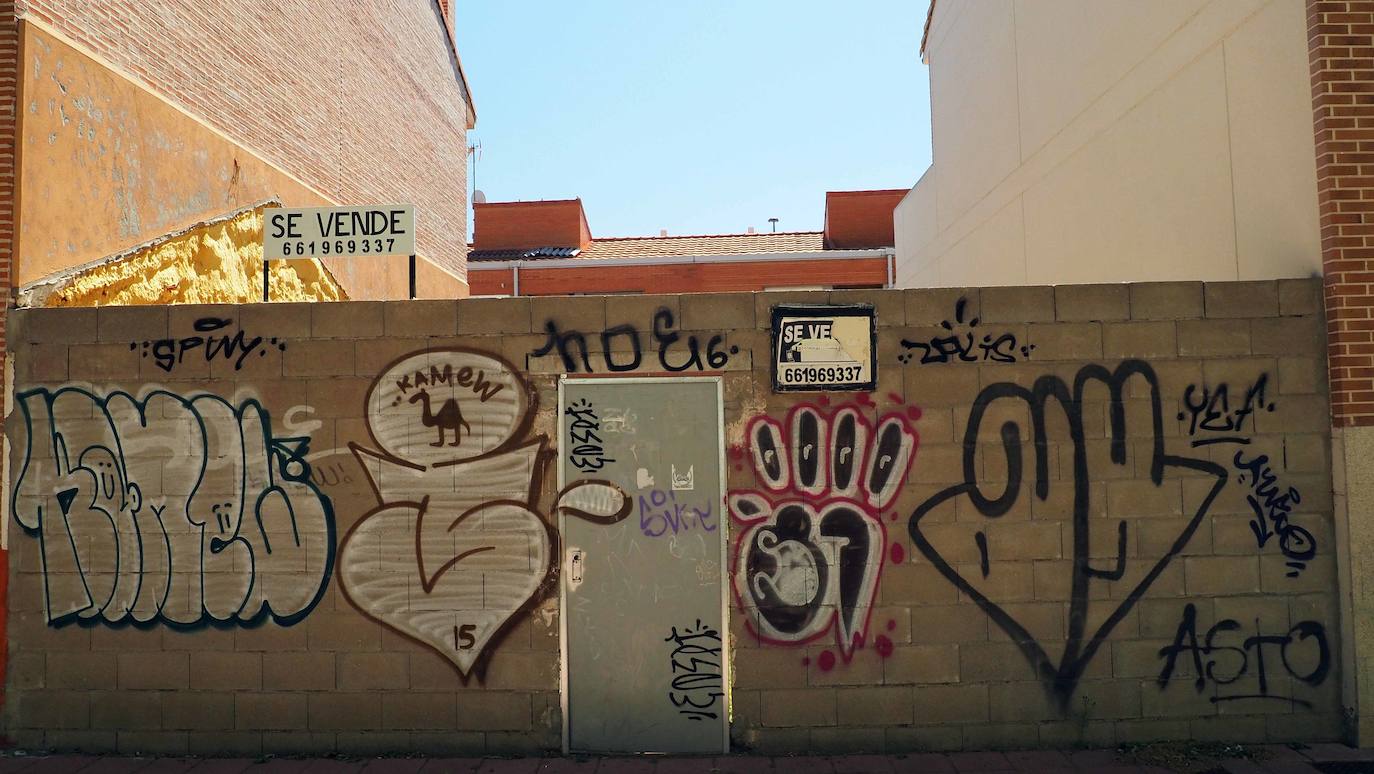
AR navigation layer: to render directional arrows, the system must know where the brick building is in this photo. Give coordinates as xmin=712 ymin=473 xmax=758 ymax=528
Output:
xmin=467 ymin=191 xmax=903 ymax=296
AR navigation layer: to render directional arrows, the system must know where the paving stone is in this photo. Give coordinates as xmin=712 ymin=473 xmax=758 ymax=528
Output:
xmin=830 ymin=754 xmax=894 ymax=773
xmin=357 ymin=761 xmax=428 ymax=774
xmin=767 ymin=757 xmax=833 ymax=774
xmin=886 ymin=753 xmax=955 ymax=772
xmin=1003 ymin=750 xmax=1072 ymax=770
xmin=712 ymin=757 xmax=775 ymax=774
xmin=74 ymin=759 xmax=154 ymax=774
xmin=186 ymin=761 xmax=257 ymax=774
xmin=415 ymin=760 xmax=483 ymax=774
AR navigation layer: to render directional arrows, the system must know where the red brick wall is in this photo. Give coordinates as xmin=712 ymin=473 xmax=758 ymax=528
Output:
xmin=13 ymin=0 xmax=472 ymax=281
xmin=1310 ymin=0 xmax=1374 ymax=426
xmin=468 ymin=257 xmax=890 ymax=296
xmin=473 ymin=200 xmax=592 ymax=252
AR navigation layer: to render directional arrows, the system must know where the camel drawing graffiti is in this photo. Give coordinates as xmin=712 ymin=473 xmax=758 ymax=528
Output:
xmin=410 ymin=388 xmax=471 ymax=447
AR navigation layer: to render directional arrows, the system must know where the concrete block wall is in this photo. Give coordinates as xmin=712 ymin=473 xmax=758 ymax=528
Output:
xmin=2 ymin=281 xmax=1338 ymax=755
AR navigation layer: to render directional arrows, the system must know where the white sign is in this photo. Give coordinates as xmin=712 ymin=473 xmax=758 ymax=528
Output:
xmin=771 ymin=305 xmax=876 ymax=392
xmin=263 ymin=205 xmax=415 ymax=259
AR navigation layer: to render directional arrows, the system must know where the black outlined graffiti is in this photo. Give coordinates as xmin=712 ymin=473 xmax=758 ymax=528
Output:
xmin=565 ymin=399 xmax=614 ymax=473
xmin=131 ymin=317 xmax=287 ymax=373
xmin=1178 ymin=375 xmax=1275 ymax=447
xmin=898 ymin=297 xmax=1033 ymax=365
xmin=341 ymin=348 xmax=631 ymax=680
xmin=1234 ymin=450 xmax=1312 ymax=577
xmin=1157 ymin=603 xmax=1330 ymax=708
xmin=909 ymin=361 xmax=1229 ymax=710
xmin=11 ymin=386 xmax=334 ymax=628
xmin=666 ymin=619 xmax=724 ymax=721
xmin=730 ymin=403 xmax=917 ymax=659
xmin=531 ymin=308 xmax=737 ymax=374
xmin=638 ymin=488 xmax=716 ymax=537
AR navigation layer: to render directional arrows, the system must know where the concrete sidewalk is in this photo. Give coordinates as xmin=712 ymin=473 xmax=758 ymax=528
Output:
xmin=0 ymin=744 xmax=1371 ymax=774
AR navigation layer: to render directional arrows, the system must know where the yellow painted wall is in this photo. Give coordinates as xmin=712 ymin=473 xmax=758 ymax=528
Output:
xmin=17 ymin=21 xmax=465 ymax=300
xmin=36 ymin=205 xmax=343 ymax=307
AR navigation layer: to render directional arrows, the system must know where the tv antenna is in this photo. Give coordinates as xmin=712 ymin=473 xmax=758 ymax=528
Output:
xmin=768 ymin=217 xmax=779 ymax=233
xmin=468 ymin=140 xmax=483 ymax=196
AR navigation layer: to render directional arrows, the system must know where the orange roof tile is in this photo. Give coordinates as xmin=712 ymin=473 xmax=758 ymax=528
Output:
xmin=575 ymin=231 xmax=826 ymax=260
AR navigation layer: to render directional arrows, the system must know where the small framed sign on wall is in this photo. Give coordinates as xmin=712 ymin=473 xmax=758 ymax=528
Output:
xmin=770 ymin=304 xmax=877 ymax=392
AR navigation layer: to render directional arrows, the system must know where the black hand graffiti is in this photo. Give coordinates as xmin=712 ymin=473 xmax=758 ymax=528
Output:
xmin=908 ymin=360 xmax=1228 ymax=709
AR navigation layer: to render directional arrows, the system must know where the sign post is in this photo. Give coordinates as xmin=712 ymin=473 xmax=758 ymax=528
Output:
xmin=262 ymin=204 xmax=418 ymax=301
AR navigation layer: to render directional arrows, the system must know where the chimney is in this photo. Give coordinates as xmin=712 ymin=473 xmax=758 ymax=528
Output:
xmin=823 ymin=189 xmax=907 ymax=249
xmin=660 ymin=229 xmax=668 ymax=237
xmin=747 ymin=226 xmax=756 ymax=234
xmin=472 ymin=199 xmax=592 ymax=251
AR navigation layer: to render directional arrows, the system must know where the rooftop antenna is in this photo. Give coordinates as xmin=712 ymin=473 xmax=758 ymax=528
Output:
xmin=468 ymin=140 xmax=483 ymax=197
xmin=768 ymin=217 xmax=779 ymax=233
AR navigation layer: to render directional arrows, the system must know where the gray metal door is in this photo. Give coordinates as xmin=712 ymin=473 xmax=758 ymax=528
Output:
xmin=559 ymin=377 xmax=728 ymax=754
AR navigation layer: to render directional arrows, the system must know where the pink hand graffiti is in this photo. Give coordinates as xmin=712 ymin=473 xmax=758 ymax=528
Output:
xmin=729 ymin=403 xmax=918 ymax=661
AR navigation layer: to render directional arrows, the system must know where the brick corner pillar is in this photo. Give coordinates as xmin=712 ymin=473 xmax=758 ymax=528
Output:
xmin=1311 ymin=0 xmax=1374 ymax=746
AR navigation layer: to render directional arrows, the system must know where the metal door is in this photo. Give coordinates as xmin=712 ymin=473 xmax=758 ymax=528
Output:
xmin=559 ymin=377 xmax=728 ymax=754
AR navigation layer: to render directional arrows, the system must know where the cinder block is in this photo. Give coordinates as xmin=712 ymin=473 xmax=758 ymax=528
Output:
xmin=16 ymin=690 xmax=90 ymax=729
xmin=312 ymin=301 xmax=385 ymax=338
xmin=117 ymin=652 xmax=188 ymax=690
xmin=681 ymin=293 xmax=755 ymax=330
xmin=912 ymin=684 xmax=988 ymax=724
xmin=879 ymin=562 xmax=961 ymax=606
xmin=830 ymin=288 xmax=905 ymax=327
xmin=381 ymin=692 xmax=456 ymax=731
xmin=97 ymin=306 xmax=169 ymax=342
xmin=67 ymin=342 xmax=138 ymax=381
xmin=908 ymin=605 xmax=989 ymax=643
xmin=337 ymin=652 xmax=410 ymax=691
xmin=1106 ymin=480 xmax=1182 ymax=519
xmin=1183 ymin=555 xmax=1261 ymax=595
xmin=1278 ymin=357 xmax=1324 ymax=395
xmin=808 ymin=646 xmax=884 ymax=686
xmin=305 ymin=613 xmax=382 ymax=652
xmin=883 ymin=645 xmax=960 ymax=684
xmin=1205 ymin=281 xmax=1279 ymax=318
xmin=44 ymin=730 xmax=116 ymax=752
xmin=282 ymin=338 xmax=354 ymax=378
xmin=885 ymin=725 xmax=964 ymax=752
xmin=240 ymin=302 xmax=313 ymax=339
xmin=528 ymin=296 xmax=604 ymax=334
xmin=188 ymin=652 xmax=262 ymax=691
xmin=1250 ymin=317 xmax=1324 ymax=357
xmin=188 ymin=730 xmax=264 ymax=756
xmin=9 ymin=652 xmax=45 ymax=691
xmin=24 ymin=308 xmax=97 ymax=344
xmin=334 ymin=731 xmax=414 ymax=756
xmin=262 ymin=653 xmax=336 ymax=692
xmin=605 ymin=294 xmax=678 ymax=329
xmin=115 ymin=731 xmax=189 ymax=756
xmin=407 ymin=731 xmax=487 ymax=756
xmin=756 ymin=290 xmax=831 ymax=329
xmin=235 ymin=692 xmax=308 ymax=731
xmin=456 ymin=296 xmax=531 ymax=334
xmin=980 ymin=286 xmax=1055 ymax=323
xmin=46 ymin=651 xmax=116 ymax=690
xmin=961 ymin=722 xmax=1039 ymax=750
xmin=988 ymin=682 xmax=1060 ymax=723
xmin=1278 ymin=279 xmax=1322 ymax=317
xmin=903 ymin=366 xmax=982 ymax=407
xmin=808 ymin=726 xmax=887 ymax=754
xmin=1130 ymin=282 xmax=1203 ymax=320
xmin=1102 ymin=321 xmax=1178 ymax=359
xmin=384 ymin=300 xmax=459 ymax=337
xmin=307 ymin=690 xmax=381 ymax=731
xmin=1177 ymin=320 xmax=1251 ymax=357
xmin=235 ymin=623 xmax=309 ymax=652
xmin=91 ymin=690 xmax=160 ymax=730
xmin=761 ymin=688 xmax=836 ymax=727
xmin=451 ymin=692 xmax=532 ymax=731
xmin=959 ymin=642 xmax=1039 ymax=682
xmin=480 ymin=650 xmax=558 ymax=691
xmin=1055 ymin=284 xmax=1130 ymax=322
xmin=162 ymin=691 xmax=234 ymax=731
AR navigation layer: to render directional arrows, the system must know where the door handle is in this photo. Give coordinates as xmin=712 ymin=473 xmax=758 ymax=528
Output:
xmin=569 ymin=548 xmax=584 ymax=583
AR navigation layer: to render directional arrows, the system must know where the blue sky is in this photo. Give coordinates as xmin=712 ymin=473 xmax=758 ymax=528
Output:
xmin=454 ymin=1 xmax=932 ymax=239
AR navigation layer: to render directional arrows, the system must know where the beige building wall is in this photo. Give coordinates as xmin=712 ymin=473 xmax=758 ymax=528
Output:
xmin=895 ymin=0 xmax=1322 ymax=287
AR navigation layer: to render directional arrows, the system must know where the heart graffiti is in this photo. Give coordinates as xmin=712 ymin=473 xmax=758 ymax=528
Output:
xmin=340 ymin=348 xmax=629 ymax=680
xmin=908 ymin=361 xmax=1228 ymax=709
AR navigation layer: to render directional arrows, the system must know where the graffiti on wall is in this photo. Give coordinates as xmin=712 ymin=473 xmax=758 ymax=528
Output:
xmin=1178 ymin=375 xmax=1274 ymax=447
xmin=12 ymin=386 xmax=334 ymax=627
xmin=1235 ymin=450 xmax=1312 ymax=577
xmin=729 ymin=402 xmax=917 ymax=661
xmin=908 ymin=361 xmax=1229 ymax=708
xmin=131 ymin=316 xmax=288 ymax=373
xmin=531 ymin=308 xmax=737 ymax=373
xmin=665 ymin=618 xmax=725 ymax=721
xmin=1157 ymin=603 xmax=1330 ymax=708
xmin=898 ymin=298 xmax=1034 ymax=365
xmin=340 ymin=348 xmax=631 ymax=679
